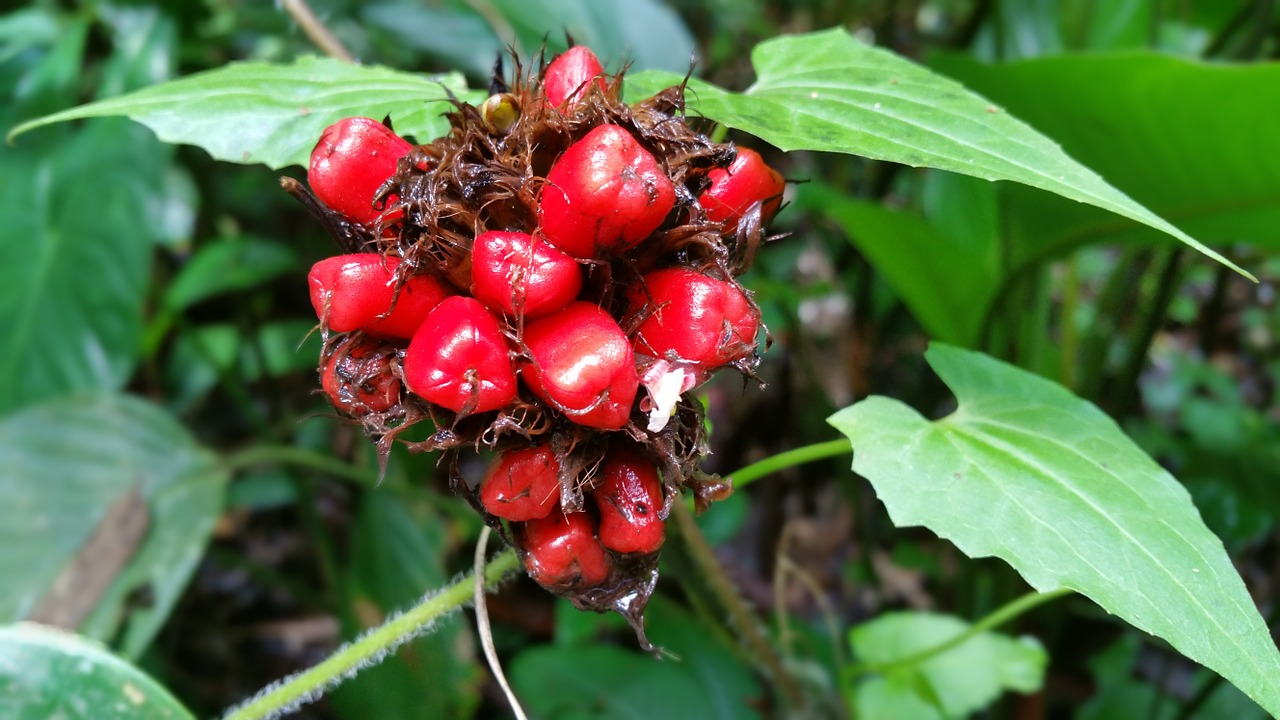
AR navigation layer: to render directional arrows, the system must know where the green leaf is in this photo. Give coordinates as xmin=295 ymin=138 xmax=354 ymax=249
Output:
xmin=487 ymin=0 xmax=696 ymax=73
xmin=0 ymin=121 xmax=167 ymax=415
xmin=164 ymin=319 xmax=320 ymax=414
xmin=853 ymin=675 xmax=943 ymax=720
xmin=848 ymin=612 xmax=1046 ymax=718
xmin=361 ymin=2 xmax=503 ymax=79
xmin=827 ymin=344 xmax=1280 ymax=715
xmin=1078 ymin=634 xmax=1269 ymax=720
xmin=0 ymin=394 xmax=228 ymax=659
xmin=163 ymin=235 xmax=298 ymax=312
xmin=512 ymin=596 xmax=761 ymax=720
xmin=8 ymin=56 xmax=477 ymax=169
xmin=626 ymin=28 xmax=1249 ymax=279
xmin=795 ymin=182 xmax=998 ymax=346
xmin=0 ymin=624 xmax=194 ymax=720
xmin=364 ymin=0 xmax=696 ymax=76
xmin=0 ymin=8 xmax=62 ymax=65
xmin=929 ymin=52 xmax=1280 ymax=266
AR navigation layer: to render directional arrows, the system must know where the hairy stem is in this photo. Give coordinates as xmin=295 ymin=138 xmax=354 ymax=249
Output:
xmin=223 ymin=549 xmax=520 ymax=720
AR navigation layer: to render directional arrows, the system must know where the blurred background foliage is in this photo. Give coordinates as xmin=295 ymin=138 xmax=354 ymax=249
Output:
xmin=2 ymin=0 xmax=1279 ymax=718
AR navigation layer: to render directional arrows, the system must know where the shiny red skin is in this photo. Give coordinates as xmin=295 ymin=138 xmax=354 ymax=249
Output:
xmin=470 ymin=230 xmax=582 ymax=318
xmin=521 ymin=511 xmax=610 ymax=587
xmin=543 ymin=46 xmax=606 ymax=110
xmin=479 ymin=445 xmax=562 ymax=521
xmin=628 ymin=268 xmax=759 ymax=368
xmin=521 ymin=302 xmax=639 ymax=429
xmin=309 ymin=254 xmax=452 ymax=340
xmin=537 ymin=125 xmax=675 ymax=258
xmin=594 ymin=447 xmax=665 ymax=554
xmin=308 ymin=117 xmax=412 ymax=227
xmin=699 ymin=148 xmax=785 ymax=231
xmin=403 ymin=297 xmax=517 ymax=414
xmin=321 ymin=335 xmax=401 ymax=416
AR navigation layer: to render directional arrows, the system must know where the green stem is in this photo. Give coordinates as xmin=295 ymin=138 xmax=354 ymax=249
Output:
xmin=1108 ymin=246 xmax=1184 ymax=418
xmin=728 ymin=439 xmax=852 ymax=490
xmin=223 ymin=549 xmax=520 ymax=720
xmin=846 ymin=587 xmax=1072 ymax=679
xmin=1060 ymin=254 xmax=1080 ymax=389
xmin=222 ymin=444 xmax=378 ymax=487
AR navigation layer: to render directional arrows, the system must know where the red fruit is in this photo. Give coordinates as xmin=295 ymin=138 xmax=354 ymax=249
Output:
xmin=479 ymin=445 xmax=562 ymax=521
xmin=403 ymin=296 xmax=517 ymax=414
xmin=700 ymin=148 xmax=785 ymax=231
xmin=309 ymin=254 xmax=452 ymax=340
xmin=628 ymin=268 xmax=759 ymax=368
xmin=321 ymin=335 xmax=401 ymax=416
xmin=537 ymin=125 xmax=675 ymax=258
xmin=544 ymin=46 xmax=606 ymax=110
xmin=521 ymin=511 xmax=610 ymax=587
xmin=594 ymin=447 xmax=665 ymax=554
xmin=308 ymin=117 xmax=413 ymax=227
xmin=521 ymin=302 xmax=639 ymax=429
xmin=471 ymin=230 xmax=582 ymax=318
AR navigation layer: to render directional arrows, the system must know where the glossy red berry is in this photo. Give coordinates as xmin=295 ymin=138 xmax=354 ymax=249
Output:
xmin=628 ymin=268 xmax=759 ymax=369
xmin=543 ymin=46 xmax=606 ymax=111
xmin=521 ymin=511 xmax=610 ymax=588
xmin=700 ymin=148 xmax=785 ymax=231
xmin=403 ymin=296 xmax=517 ymax=414
xmin=521 ymin=301 xmax=639 ymax=429
xmin=308 ymin=117 xmax=413 ymax=227
xmin=537 ymin=124 xmax=675 ymax=258
xmin=309 ymin=254 xmax=453 ymax=340
xmin=471 ymin=230 xmax=582 ymax=318
xmin=594 ymin=447 xmax=665 ymax=554
xmin=321 ymin=334 xmax=401 ymax=416
xmin=479 ymin=445 xmax=561 ymax=521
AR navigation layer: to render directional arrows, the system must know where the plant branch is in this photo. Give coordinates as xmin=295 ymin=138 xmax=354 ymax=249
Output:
xmin=728 ymin=439 xmax=852 ymax=490
xmin=281 ymin=0 xmax=356 ymax=63
xmin=671 ymin=501 xmax=806 ymax=709
xmin=846 ymin=587 xmax=1073 ymax=679
xmin=222 ymin=444 xmax=379 ymax=487
xmin=223 ymin=549 xmax=520 ymax=720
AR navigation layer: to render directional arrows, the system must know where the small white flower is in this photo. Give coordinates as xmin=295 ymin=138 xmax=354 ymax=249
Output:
xmin=640 ymin=360 xmax=697 ymax=432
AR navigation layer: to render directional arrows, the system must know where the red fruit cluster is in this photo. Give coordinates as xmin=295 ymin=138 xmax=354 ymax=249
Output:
xmin=292 ymin=46 xmax=784 ymax=648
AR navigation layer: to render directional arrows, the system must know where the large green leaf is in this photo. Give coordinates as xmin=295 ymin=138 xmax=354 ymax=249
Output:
xmin=0 ymin=394 xmax=228 ymax=659
xmin=363 ymin=0 xmax=694 ymax=78
xmin=931 ymin=51 xmax=1280 ymax=265
xmin=828 ymin=344 xmax=1280 ymax=715
xmin=162 ymin=235 xmax=298 ymax=313
xmin=0 ymin=14 xmax=171 ymax=414
xmin=0 ymin=624 xmax=194 ymax=720
xmin=795 ymin=181 xmax=999 ymax=346
xmin=511 ymin=596 xmax=761 ymax=720
xmin=488 ymin=0 xmax=695 ymax=73
xmin=848 ymin=611 xmax=1046 ymax=719
xmin=626 ymin=28 xmax=1247 ymax=278
xmin=8 ymin=57 xmax=476 ymax=170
